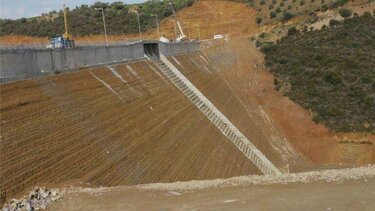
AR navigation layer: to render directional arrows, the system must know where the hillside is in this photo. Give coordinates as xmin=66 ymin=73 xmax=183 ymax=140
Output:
xmin=0 ymin=0 xmax=194 ymax=37
xmin=253 ymin=0 xmax=369 ymax=24
xmin=263 ymin=13 xmax=375 ymax=133
xmin=0 ymin=0 xmax=259 ymax=44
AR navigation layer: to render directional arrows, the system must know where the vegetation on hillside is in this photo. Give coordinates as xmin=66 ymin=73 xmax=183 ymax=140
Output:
xmin=0 ymin=0 xmax=194 ymax=37
xmin=253 ymin=0 xmax=367 ymax=24
xmin=263 ymin=14 xmax=375 ymax=133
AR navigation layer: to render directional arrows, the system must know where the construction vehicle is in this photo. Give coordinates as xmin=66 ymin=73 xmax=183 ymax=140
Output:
xmin=48 ymin=4 xmax=75 ymax=49
xmin=169 ymin=2 xmax=186 ymax=43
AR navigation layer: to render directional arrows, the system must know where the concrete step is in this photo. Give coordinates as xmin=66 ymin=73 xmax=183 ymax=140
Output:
xmin=153 ymin=58 xmax=282 ymax=176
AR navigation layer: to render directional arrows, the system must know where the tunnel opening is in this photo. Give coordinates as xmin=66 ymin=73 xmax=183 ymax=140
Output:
xmin=143 ymin=42 xmax=159 ymax=59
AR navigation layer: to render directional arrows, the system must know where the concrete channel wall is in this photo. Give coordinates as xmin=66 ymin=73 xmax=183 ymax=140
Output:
xmin=0 ymin=41 xmax=200 ymax=83
xmin=159 ymin=42 xmax=200 ymax=56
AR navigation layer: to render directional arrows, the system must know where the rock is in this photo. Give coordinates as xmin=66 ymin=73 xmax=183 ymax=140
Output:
xmin=2 ymin=187 xmax=62 ymax=211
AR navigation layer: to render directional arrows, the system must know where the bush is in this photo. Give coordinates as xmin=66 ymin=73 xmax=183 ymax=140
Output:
xmin=283 ymin=12 xmax=294 ymax=20
xmin=300 ymin=0 xmax=305 ymax=6
xmin=363 ymin=12 xmax=372 ymax=18
xmin=259 ymin=42 xmax=275 ymax=53
xmin=276 ymin=7 xmax=281 ymax=13
xmin=270 ymin=11 xmax=277 ymax=18
xmin=260 ymin=0 xmax=266 ymax=5
xmin=256 ymin=17 xmax=263 ymax=24
xmin=329 ymin=19 xmax=341 ymax=26
xmin=269 ymin=4 xmax=274 ymax=10
xmin=321 ymin=4 xmax=328 ymax=11
xmin=287 ymin=26 xmax=299 ymax=35
xmin=339 ymin=9 xmax=352 ymax=18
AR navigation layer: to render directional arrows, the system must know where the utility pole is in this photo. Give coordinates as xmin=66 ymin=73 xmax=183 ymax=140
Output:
xmin=151 ymin=14 xmax=160 ymax=38
xmin=173 ymin=20 xmax=178 ymax=40
xmin=136 ymin=11 xmax=142 ymax=40
xmin=187 ymin=22 xmax=191 ymax=40
xmin=62 ymin=4 xmax=69 ymax=39
xmin=95 ymin=8 xmax=108 ymax=46
xmin=196 ymin=24 xmax=201 ymax=40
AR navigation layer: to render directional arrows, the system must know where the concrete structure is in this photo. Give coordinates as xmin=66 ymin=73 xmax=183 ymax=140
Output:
xmin=0 ymin=41 xmax=200 ymax=83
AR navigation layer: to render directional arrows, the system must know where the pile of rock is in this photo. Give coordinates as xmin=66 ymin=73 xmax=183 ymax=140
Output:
xmin=2 ymin=187 xmax=61 ymax=211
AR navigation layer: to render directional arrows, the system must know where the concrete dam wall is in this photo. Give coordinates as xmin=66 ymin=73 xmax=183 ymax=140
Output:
xmin=0 ymin=41 xmax=200 ymax=82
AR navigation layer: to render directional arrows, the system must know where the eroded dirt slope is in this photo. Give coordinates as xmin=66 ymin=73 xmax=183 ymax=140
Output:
xmin=0 ymin=59 xmax=263 ymax=204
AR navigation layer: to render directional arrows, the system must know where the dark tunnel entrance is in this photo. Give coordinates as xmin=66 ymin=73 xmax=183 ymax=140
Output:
xmin=143 ymin=42 xmax=159 ymax=59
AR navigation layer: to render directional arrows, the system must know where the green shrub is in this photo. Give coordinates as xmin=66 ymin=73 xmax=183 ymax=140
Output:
xmin=329 ymin=19 xmax=340 ymax=26
xmin=339 ymin=9 xmax=352 ymax=18
xmin=276 ymin=7 xmax=281 ymax=13
xmin=260 ymin=0 xmax=266 ymax=5
xmin=259 ymin=42 xmax=275 ymax=53
xmin=256 ymin=17 xmax=263 ymax=24
xmin=321 ymin=4 xmax=328 ymax=11
xmin=287 ymin=26 xmax=299 ymax=35
xmin=270 ymin=11 xmax=277 ymax=18
xmin=283 ymin=12 xmax=294 ymax=20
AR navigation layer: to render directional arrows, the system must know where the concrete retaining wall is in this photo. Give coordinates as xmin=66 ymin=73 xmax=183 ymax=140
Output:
xmin=0 ymin=42 xmax=144 ymax=82
xmin=0 ymin=41 xmax=200 ymax=83
xmin=159 ymin=41 xmax=200 ymax=56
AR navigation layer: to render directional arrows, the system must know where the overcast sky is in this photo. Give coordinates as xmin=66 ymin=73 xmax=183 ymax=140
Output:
xmin=0 ymin=0 xmax=146 ymax=19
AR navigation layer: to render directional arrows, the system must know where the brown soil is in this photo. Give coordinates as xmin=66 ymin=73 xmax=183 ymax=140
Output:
xmin=0 ymin=35 xmax=49 ymax=45
xmin=0 ymin=59 xmax=264 ymax=205
xmin=168 ymin=53 xmax=301 ymax=170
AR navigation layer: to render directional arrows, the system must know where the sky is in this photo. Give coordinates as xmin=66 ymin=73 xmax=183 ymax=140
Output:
xmin=0 ymin=0 xmax=146 ymax=19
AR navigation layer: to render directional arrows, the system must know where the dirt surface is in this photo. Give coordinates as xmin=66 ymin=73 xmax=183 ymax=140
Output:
xmin=49 ymin=167 xmax=375 ymax=211
xmin=50 ymin=181 xmax=375 ymax=210
xmin=169 ymin=52 xmax=300 ymax=170
xmin=1 ymin=57 xmax=268 ymax=204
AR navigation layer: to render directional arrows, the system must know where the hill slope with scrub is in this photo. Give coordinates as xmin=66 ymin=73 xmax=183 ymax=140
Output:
xmin=263 ymin=14 xmax=375 ymax=133
xmin=0 ymin=0 xmax=194 ymax=37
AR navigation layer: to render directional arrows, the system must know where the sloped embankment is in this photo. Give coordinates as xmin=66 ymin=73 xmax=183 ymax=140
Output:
xmin=1 ymin=59 xmax=265 ymax=204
